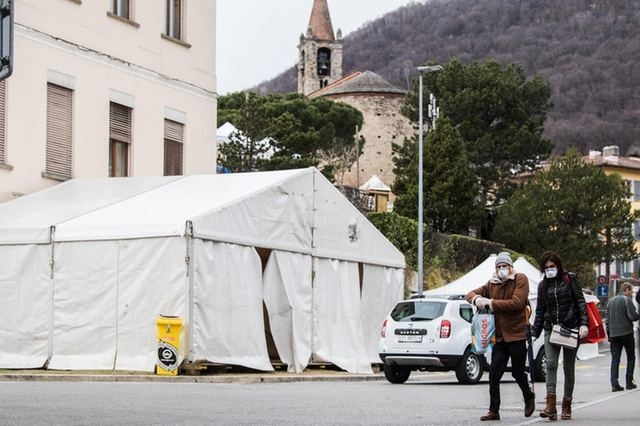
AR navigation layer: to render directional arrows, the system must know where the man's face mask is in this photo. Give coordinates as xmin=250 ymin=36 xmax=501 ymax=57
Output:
xmin=497 ymin=266 xmax=509 ymax=280
xmin=545 ymin=267 xmax=558 ymax=279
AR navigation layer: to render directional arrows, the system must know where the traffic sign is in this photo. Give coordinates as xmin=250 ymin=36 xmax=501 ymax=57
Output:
xmin=597 ymin=275 xmax=608 ymax=285
xmin=596 ymin=284 xmax=609 ymax=298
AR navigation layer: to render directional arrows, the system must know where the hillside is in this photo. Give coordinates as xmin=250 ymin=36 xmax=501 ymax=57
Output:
xmin=256 ymin=0 xmax=640 ymax=155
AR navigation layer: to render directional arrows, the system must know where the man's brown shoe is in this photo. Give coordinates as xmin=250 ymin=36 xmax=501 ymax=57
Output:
xmin=480 ymin=411 xmax=500 ymax=421
xmin=524 ymin=393 xmax=536 ymax=417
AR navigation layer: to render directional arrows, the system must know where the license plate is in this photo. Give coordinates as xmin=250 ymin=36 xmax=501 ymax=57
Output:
xmin=398 ymin=335 xmax=422 ymax=343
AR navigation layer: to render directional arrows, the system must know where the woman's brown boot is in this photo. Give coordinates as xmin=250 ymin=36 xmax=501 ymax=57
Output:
xmin=539 ymin=394 xmax=557 ymax=420
xmin=561 ymin=396 xmax=572 ymax=420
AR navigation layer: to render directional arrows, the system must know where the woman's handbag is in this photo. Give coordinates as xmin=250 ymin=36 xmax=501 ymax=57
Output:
xmin=549 ymin=324 xmax=579 ymax=349
xmin=471 ymin=308 xmax=496 ymax=354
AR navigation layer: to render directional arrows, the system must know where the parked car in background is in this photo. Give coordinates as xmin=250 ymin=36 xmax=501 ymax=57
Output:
xmin=378 ymin=294 xmax=547 ymax=385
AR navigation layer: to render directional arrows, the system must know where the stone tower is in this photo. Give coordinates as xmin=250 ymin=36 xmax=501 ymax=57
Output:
xmin=298 ymin=0 xmax=343 ymax=95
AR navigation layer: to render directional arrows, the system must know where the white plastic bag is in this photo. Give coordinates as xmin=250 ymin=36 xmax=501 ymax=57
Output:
xmin=471 ymin=309 xmax=496 ymax=354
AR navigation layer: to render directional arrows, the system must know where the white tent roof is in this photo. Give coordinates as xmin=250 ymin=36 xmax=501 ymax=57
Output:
xmin=0 ymin=168 xmax=404 ymax=268
xmin=425 ymin=254 xmax=542 ymax=296
xmin=359 ymin=175 xmax=391 ymax=192
xmin=0 ymin=177 xmax=180 ymax=244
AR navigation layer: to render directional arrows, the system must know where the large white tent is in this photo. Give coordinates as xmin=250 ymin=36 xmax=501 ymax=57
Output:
xmin=0 ymin=168 xmax=405 ymax=374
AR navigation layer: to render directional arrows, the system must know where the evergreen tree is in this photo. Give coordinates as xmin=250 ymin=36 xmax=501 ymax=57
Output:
xmin=217 ymin=92 xmax=363 ymax=179
xmin=493 ymin=149 xmax=639 ymax=276
xmin=401 ymin=58 xmax=553 ymax=236
xmin=393 ymin=117 xmax=481 ymax=234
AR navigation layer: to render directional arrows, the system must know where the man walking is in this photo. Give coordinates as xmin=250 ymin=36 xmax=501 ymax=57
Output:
xmin=606 ymin=282 xmax=639 ymax=391
xmin=467 ymin=252 xmax=535 ymax=421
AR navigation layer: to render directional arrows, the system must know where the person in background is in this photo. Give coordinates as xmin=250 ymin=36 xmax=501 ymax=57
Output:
xmin=606 ymin=281 xmax=639 ymax=392
xmin=466 ymin=252 xmax=535 ymax=421
xmin=531 ymin=251 xmax=588 ymax=421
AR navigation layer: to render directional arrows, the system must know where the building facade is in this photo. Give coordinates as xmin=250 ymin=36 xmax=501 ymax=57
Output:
xmin=0 ymin=0 xmax=217 ymax=202
xmin=586 ymin=146 xmax=640 ymax=281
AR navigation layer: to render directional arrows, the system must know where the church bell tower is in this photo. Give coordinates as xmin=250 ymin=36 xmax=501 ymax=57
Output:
xmin=298 ymin=0 xmax=343 ymax=95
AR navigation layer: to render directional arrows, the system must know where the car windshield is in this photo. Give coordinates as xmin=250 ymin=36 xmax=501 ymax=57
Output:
xmin=390 ymin=301 xmax=446 ymax=322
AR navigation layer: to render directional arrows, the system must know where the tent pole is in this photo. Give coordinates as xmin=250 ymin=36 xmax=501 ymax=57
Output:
xmin=186 ymin=221 xmax=195 ymax=362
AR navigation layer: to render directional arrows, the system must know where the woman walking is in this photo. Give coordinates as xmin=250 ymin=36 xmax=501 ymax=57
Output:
xmin=531 ymin=251 xmax=588 ymax=420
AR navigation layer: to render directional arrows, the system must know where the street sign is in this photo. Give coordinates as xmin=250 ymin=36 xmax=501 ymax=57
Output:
xmin=597 ymin=275 xmax=608 ymax=285
xmin=596 ymin=284 xmax=609 ymax=298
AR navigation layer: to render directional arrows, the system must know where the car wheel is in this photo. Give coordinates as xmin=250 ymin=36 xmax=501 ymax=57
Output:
xmin=383 ymin=364 xmax=411 ymax=384
xmin=534 ymin=346 xmax=546 ymax=382
xmin=455 ymin=349 xmax=483 ymax=384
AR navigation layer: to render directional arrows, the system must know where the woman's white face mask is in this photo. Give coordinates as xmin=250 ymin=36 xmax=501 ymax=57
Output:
xmin=545 ymin=267 xmax=558 ymax=279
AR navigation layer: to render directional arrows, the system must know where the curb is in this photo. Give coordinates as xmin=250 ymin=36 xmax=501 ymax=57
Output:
xmin=0 ymin=372 xmax=387 ymax=384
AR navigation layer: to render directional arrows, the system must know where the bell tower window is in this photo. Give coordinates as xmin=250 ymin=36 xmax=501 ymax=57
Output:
xmin=317 ymin=48 xmax=331 ymax=76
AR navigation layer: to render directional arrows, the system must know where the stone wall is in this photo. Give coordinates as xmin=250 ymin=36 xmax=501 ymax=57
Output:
xmin=325 ymin=93 xmax=414 ymax=193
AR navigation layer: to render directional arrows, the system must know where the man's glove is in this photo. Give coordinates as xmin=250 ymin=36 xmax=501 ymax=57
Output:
xmin=475 ymin=296 xmax=491 ymax=309
xmin=579 ymin=325 xmax=588 ymax=339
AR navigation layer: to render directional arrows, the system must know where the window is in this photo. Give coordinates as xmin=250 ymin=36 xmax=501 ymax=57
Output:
xmin=166 ymin=0 xmax=183 ymax=40
xmin=164 ymin=119 xmax=183 ymax=176
xmin=0 ymin=80 xmax=6 ymax=165
xmin=45 ymin=83 xmax=73 ymax=179
xmin=112 ymin=0 xmax=130 ymax=19
xmin=633 ymin=180 xmax=640 ymax=201
xmin=109 ymin=102 xmax=132 ymax=177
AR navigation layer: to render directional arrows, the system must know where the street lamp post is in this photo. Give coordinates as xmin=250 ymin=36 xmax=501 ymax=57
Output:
xmin=416 ymin=65 xmax=443 ymax=297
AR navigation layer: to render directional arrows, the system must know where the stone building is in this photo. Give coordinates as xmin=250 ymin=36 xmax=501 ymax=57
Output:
xmin=297 ymin=0 xmax=343 ymax=95
xmin=300 ymin=1 xmax=413 ymax=209
xmin=308 ymin=71 xmax=413 ymax=195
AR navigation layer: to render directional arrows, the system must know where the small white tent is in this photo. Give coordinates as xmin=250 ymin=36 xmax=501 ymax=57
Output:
xmin=0 ymin=168 xmax=405 ymax=373
xmin=425 ymin=254 xmax=542 ymax=296
xmin=425 ymin=254 xmax=600 ymax=360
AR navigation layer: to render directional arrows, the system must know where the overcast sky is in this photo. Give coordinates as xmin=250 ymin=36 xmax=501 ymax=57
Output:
xmin=216 ymin=0 xmax=418 ymax=94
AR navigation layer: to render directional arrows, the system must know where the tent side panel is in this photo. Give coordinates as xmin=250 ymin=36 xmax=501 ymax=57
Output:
xmin=0 ymin=244 xmax=51 ymax=368
xmin=311 ymin=170 xmax=405 ymax=268
xmin=312 ymin=258 xmax=372 ymax=374
xmin=192 ymin=240 xmax=273 ymax=371
xmin=191 ymin=172 xmax=313 ymax=253
xmin=48 ymin=241 xmax=118 ymax=370
xmin=263 ymin=250 xmax=312 ymax=373
xmin=360 ymin=265 xmax=404 ymax=363
xmin=114 ymin=237 xmax=187 ymax=371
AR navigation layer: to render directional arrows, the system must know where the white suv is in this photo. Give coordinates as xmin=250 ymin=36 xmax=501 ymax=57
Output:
xmin=378 ymin=294 xmax=547 ymax=384
xmin=378 ymin=295 xmax=484 ymax=384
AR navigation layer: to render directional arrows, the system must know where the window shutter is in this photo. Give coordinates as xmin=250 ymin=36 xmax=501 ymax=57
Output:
xmin=110 ymin=102 xmax=132 ymax=143
xmin=46 ymin=83 xmax=73 ymax=178
xmin=164 ymin=119 xmax=183 ymax=175
xmin=0 ymin=80 xmax=5 ymax=163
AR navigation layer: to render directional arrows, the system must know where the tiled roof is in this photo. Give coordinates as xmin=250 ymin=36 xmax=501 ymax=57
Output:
xmin=307 ymin=0 xmax=334 ymax=40
xmin=309 ymin=70 xmax=406 ymax=98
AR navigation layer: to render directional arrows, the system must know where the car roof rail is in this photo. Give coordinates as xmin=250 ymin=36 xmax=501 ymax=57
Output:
xmin=447 ymin=294 xmax=467 ymax=300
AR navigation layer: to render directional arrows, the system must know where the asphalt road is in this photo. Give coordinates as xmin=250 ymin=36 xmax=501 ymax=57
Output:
xmin=0 ymin=348 xmax=636 ymax=425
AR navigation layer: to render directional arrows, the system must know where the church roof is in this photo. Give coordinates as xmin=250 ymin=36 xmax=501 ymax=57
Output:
xmin=307 ymin=0 xmax=335 ymax=40
xmin=309 ymin=70 xmax=406 ymax=98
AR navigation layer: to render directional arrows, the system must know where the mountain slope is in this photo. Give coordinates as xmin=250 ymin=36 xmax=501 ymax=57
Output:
xmin=257 ymin=0 xmax=640 ymax=154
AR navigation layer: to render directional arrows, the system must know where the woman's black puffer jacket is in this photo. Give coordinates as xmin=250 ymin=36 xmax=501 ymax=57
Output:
xmin=531 ymin=273 xmax=588 ymax=337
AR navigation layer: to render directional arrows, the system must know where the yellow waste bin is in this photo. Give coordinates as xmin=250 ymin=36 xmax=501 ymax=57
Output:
xmin=156 ymin=315 xmax=182 ymax=375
